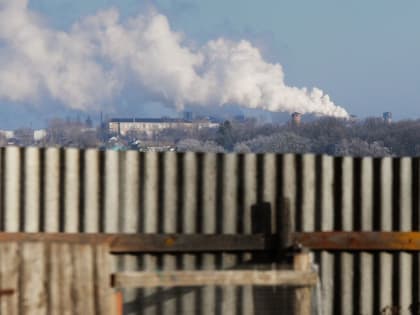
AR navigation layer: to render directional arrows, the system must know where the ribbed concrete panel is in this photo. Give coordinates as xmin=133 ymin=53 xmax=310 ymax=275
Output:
xmin=83 ymin=149 xmax=100 ymax=233
xmin=4 ymin=147 xmax=21 ymax=232
xmin=301 ymin=155 xmax=315 ymax=232
xmin=63 ymin=148 xmax=80 ymax=233
xmin=44 ymin=148 xmax=60 ymax=232
xmin=262 ymin=153 xmax=276 ymax=234
xmin=104 ymin=150 xmax=120 ymax=234
xmin=24 ymin=147 xmax=40 ymax=232
xmin=1 ymin=147 xmax=420 ymax=314
xmin=243 ymin=154 xmax=257 ymax=235
xmin=282 ymin=154 xmax=296 ymax=233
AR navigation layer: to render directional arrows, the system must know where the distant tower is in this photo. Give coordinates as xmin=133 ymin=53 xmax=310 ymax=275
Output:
xmin=383 ymin=112 xmax=392 ymax=124
xmin=183 ymin=111 xmax=193 ymax=121
xmin=291 ymin=112 xmax=302 ymax=126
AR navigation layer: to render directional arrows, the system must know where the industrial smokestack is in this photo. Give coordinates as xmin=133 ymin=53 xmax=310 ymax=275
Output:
xmin=291 ymin=112 xmax=302 ymax=126
xmin=383 ymin=112 xmax=392 ymax=124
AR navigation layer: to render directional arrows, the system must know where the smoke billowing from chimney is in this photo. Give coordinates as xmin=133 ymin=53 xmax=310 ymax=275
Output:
xmin=0 ymin=0 xmax=349 ymax=118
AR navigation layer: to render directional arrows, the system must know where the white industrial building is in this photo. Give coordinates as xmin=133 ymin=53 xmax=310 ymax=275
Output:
xmin=108 ymin=118 xmax=219 ymax=136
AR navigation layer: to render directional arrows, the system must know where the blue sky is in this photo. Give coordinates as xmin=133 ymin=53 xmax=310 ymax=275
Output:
xmin=6 ymin=0 xmax=420 ymax=126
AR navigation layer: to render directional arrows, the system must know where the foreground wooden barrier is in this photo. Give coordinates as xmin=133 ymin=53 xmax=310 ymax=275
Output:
xmin=111 ymin=251 xmax=316 ymax=315
xmin=0 ymin=241 xmax=112 ymax=315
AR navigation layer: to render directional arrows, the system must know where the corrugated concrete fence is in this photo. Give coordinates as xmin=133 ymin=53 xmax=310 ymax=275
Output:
xmin=0 ymin=147 xmax=419 ymax=314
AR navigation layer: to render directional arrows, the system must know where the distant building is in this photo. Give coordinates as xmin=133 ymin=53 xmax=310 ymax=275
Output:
xmin=183 ymin=111 xmax=194 ymax=121
xmin=0 ymin=130 xmax=14 ymax=139
xmin=108 ymin=118 xmax=219 ymax=136
xmin=383 ymin=112 xmax=392 ymax=124
xmin=34 ymin=129 xmax=47 ymax=141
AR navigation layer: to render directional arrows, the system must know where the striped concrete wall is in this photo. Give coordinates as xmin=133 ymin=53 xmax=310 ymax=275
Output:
xmin=0 ymin=147 xmax=418 ymax=314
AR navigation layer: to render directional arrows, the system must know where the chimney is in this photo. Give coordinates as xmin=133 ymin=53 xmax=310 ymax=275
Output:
xmin=291 ymin=112 xmax=302 ymax=126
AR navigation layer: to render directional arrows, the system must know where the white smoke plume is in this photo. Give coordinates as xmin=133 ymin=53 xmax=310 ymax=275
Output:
xmin=0 ymin=0 xmax=349 ymax=117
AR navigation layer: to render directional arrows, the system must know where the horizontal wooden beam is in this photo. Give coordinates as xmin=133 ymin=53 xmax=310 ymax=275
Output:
xmin=110 ymin=234 xmax=268 ymax=253
xmin=0 ymin=233 xmax=269 ymax=253
xmin=2 ymin=232 xmax=420 ymax=252
xmin=111 ymin=270 xmax=318 ymax=288
xmin=293 ymin=232 xmax=420 ymax=251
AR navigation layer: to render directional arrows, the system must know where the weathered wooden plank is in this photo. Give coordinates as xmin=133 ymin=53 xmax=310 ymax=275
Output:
xmin=0 ymin=243 xmax=20 ymax=315
xmin=3 ymin=232 xmax=420 ymax=252
xmin=294 ymin=252 xmax=313 ymax=315
xmin=20 ymin=242 xmax=47 ymax=315
xmin=58 ymin=243 xmax=74 ymax=315
xmin=112 ymin=270 xmax=318 ymax=288
xmin=94 ymin=245 xmax=112 ymax=315
xmin=72 ymin=244 xmax=96 ymax=315
xmin=293 ymin=232 xmax=420 ymax=251
xmin=112 ymin=234 xmax=268 ymax=253
xmin=47 ymin=243 xmax=61 ymax=315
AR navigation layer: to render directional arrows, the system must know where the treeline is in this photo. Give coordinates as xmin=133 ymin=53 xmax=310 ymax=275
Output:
xmin=5 ymin=116 xmax=420 ymax=157
xmin=168 ymin=117 xmax=420 ymax=157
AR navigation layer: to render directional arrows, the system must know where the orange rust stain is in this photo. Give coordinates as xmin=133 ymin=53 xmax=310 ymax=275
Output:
xmin=165 ymin=237 xmax=176 ymax=247
xmin=114 ymin=291 xmax=123 ymax=315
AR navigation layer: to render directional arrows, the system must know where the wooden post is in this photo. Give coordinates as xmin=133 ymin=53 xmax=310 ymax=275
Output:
xmin=294 ymin=251 xmax=313 ymax=315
